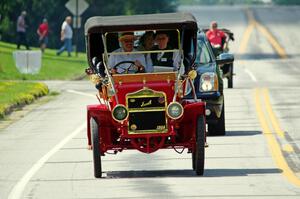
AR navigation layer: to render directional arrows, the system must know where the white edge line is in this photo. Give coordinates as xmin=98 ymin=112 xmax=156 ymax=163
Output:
xmin=66 ymin=89 xmax=95 ymax=98
xmin=244 ymin=68 xmax=257 ymax=82
xmin=66 ymin=89 xmax=105 ymax=104
xmin=8 ymin=123 xmax=86 ymax=199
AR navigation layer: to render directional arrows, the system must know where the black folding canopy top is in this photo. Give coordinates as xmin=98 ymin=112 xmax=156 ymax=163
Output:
xmin=85 ymin=12 xmax=198 ymax=34
xmin=84 ymin=12 xmax=198 ymax=65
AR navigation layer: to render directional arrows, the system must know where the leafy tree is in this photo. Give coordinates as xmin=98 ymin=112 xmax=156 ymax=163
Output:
xmin=0 ymin=0 xmax=178 ymax=52
xmin=273 ymin=0 xmax=300 ymax=5
xmin=0 ymin=0 xmax=70 ymax=49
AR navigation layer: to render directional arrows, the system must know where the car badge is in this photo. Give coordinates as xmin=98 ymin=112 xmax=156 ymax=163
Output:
xmin=141 ymin=100 xmax=152 ymax=107
xmin=158 ymin=97 xmax=165 ymax=104
xmin=130 ymin=124 xmax=137 ymax=130
xmin=161 ymin=58 xmax=167 ymax=62
xmin=157 ymin=125 xmax=165 ymax=130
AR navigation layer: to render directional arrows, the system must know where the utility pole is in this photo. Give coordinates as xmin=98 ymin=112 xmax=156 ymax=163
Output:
xmin=65 ymin=0 xmax=89 ymax=56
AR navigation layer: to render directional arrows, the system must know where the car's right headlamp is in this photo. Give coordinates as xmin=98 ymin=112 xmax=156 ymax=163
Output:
xmin=167 ymin=102 xmax=184 ymax=120
xmin=200 ymin=72 xmax=218 ymax=92
xmin=112 ymin=104 xmax=128 ymax=122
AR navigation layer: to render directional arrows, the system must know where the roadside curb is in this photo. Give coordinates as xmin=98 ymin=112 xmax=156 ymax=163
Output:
xmin=0 ymin=81 xmax=49 ymax=119
xmin=72 ymin=73 xmax=88 ymax=81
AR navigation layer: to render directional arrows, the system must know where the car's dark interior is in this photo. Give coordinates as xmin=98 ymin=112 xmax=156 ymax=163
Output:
xmin=87 ymin=29 xmax=196 ymax=73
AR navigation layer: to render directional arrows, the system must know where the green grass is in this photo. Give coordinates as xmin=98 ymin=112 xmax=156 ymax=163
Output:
xmin=0 ymin=41 xmax=88 ymax=80
xmin=0 ymin=81 xmax=49 ymax=118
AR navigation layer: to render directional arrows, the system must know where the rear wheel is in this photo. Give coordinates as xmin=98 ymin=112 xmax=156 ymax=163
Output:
xmin=91 ymin=118 xmax=102 ymax=178
xmin=192 ymin=152 xmax=195 ymax=170
xmin=208 ymin=102 xmax=225 ymax=136
xmin=193 ymin=116 xmax=205 ymax=175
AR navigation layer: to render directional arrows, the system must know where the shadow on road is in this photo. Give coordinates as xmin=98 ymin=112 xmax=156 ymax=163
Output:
xmin=235 ymin=53 xmax=300 ymax=60
xmin=204 ymin=168 xmax=282 ymax=177
xmin=236 ymin=53 xmax=280 ymax=60
xmin=225 ymin=131 xmax=261 ymax=136
xmin=104 ymin=168 xmax=281 ymax=179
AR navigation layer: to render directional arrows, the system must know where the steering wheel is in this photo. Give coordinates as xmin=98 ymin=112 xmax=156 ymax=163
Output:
xmin=112 ymin=61 xmax=140 ymax=74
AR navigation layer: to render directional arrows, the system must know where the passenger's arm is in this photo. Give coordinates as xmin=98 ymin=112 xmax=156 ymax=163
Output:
xmin=145 ymin=54 xmax=154 ymax=73
xmin=173 ymin=51 xmax=181 ymax=71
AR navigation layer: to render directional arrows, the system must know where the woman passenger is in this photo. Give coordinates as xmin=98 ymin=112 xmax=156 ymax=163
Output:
xmin=138 ymin=31 xmax=154 ymax=51
xmin=138 ymin=31 xmax=154 ymax=72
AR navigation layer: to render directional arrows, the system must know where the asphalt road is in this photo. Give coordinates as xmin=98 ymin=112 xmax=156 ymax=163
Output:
xmin=1 ymin=5 xmax=300 ymax=199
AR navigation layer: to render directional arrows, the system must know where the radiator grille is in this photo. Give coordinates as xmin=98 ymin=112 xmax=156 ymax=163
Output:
xmin=128 ymin=111 xmax=166 ymax=132
xmin=126 ymin=88 xmax=167 ymax=134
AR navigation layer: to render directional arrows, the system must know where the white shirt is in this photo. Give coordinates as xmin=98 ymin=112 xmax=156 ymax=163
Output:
xmin=148 ymin=50 xmax=181 ymax=72
xmin=17 ymin=15 xmax=26 ymax=32
xmin=108 ymin=48 xmax=151 ymax=73
xmin=62 ymin=21 xmax=73 ymax=39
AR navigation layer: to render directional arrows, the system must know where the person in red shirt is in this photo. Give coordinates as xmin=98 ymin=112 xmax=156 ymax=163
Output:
xmin=37 ymin=18 xmax=49 ymax=53
xmin=206 ymin=21 xmax=227 ymax=55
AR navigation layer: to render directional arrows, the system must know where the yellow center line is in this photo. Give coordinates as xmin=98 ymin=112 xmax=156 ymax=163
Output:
xmin=262 ymin=88 xmax=285 ymax=138
xmin=239 ymin=8 xmax=287 ymax=59
xmin=255 ymin=23 xmax=288 ymax=59
xmin=283 ymin=144 xmax=294 ymax=153
xmin=242 ymin=7 xmax=297 ymax=187
xmin=238 ymin=23 xmax=255 ymax=54
xmin=254 ymin=88 xmax=300 ymax=187
xmin=245 ymin=8 xmax=256 ymax=24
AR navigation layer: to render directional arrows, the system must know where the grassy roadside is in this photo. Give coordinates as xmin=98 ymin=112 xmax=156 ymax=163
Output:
xmin=0 ymin=81 xmax=49 ymax=118
xmin=0 ymin=41 xmax=88 ymax=119
xmin=0 ymin=41 xmax=88 ymax=80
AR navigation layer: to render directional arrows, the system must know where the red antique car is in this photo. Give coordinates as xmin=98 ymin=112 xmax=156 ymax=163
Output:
xmin=84 ymin=13 xmax=206 ymax=178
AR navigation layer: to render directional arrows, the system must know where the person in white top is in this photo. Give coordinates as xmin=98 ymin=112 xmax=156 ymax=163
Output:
xmin=16 ymin=11 xmax=30 ymax=50
xmin=108 ymin=32 xmax=151 ymax=74
xmin=57 ymin=16 xmax=73 ymax=57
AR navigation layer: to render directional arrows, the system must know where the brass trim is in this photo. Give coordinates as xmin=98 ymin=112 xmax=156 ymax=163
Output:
xmin=129 ymin=128 xmax=168 ymax=134
xmin=166 ymin=102 xmax=184 ymax=120
xmin=111 ymin=104 xmax=129 ymax=122
xmin=129 ymin=108 xmax=165 ymax=112
xmin=112 ymin=72 xmax=177 ymax=84
xmin=126 ymin=88 xmax=167 ymax=100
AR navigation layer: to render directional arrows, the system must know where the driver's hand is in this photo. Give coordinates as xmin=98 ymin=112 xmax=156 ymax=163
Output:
xmin=134 ymin=60 xmax=142 ymax=67
xmin=111 ymin=68 xmax=117 ymax=74
xmin=134 ymin=60 xmax=145 ymax=72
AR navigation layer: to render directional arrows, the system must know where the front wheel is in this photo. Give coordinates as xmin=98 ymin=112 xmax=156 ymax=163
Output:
xmin=208 ymin=103 xmax=225 ymax=136
xmin=228 ymin=64 xmax=233 ymax=88
xmin=91 ymin=118 xmax=102 ymax=178
xmin=192 ymin=116 xmax=205 ymax=175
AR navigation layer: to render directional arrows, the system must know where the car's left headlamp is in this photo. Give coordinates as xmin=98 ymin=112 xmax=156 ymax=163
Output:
xmin=200 ymin=72 xmax=218 ymax=92
xmin=112 ymin=104 xmax=128 ymax=122
xmin=167 ymin=102 xmax=184 ymax=120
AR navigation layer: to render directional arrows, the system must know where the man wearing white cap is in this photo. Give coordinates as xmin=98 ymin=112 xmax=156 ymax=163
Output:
xmin=108 ymin=32 xmax=150 ymax=74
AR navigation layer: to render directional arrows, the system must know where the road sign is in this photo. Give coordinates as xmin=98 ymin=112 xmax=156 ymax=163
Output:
xmin=65 ymin=0 xmax=89 ymax=16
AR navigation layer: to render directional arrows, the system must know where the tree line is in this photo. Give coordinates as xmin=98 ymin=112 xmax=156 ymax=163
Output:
xmin=0 ymin=0 xmax=178 ymax=52
xmin=180 ymin=0 xmax=300 ymax=5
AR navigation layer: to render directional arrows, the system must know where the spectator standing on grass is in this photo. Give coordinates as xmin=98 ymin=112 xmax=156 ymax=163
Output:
xmin=56 ymin=16 xmax=73 ymax=57
xmin=16 ymin=11 xmax=30 ymax=50
xmin=37 ymin=18 xmax=49 ymax=53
